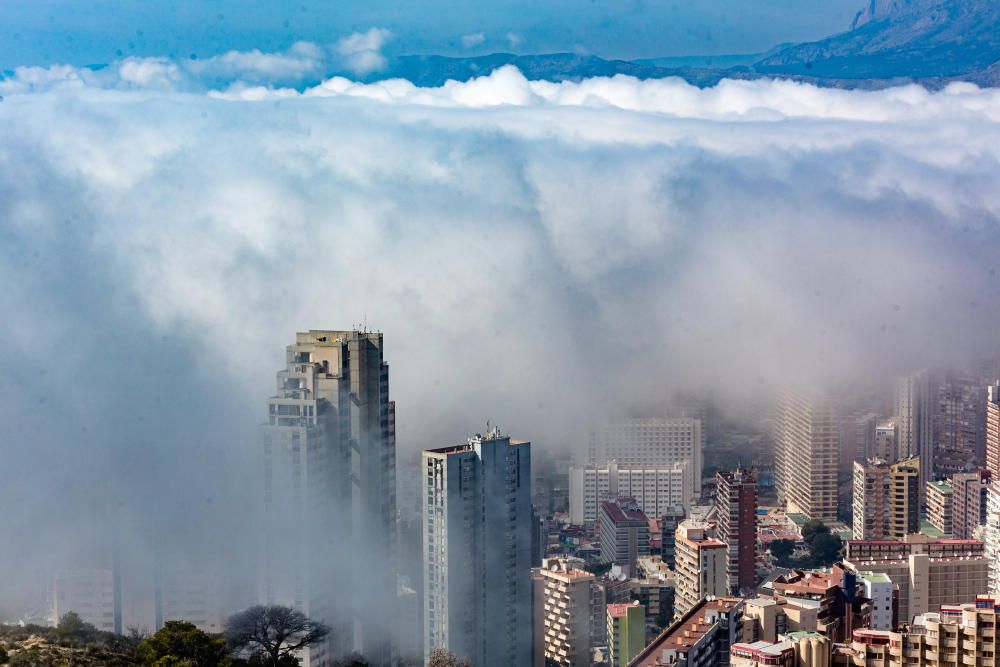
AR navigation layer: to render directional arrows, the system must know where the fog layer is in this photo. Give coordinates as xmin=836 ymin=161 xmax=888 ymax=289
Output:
xmin=1 ymin=56 xmax=998 ymax=615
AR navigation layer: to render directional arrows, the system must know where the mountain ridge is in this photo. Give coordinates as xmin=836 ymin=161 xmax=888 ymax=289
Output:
xmin=374 ymin=0 xmax=1000 ymax=89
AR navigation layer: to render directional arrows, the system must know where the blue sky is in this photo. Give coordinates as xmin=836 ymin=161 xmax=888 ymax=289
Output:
xmin=1 ymin=0 xmax=863 ymax=68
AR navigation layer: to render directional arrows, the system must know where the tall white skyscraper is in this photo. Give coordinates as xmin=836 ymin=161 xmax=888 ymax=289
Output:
xmin=422 ymin=428 xmax=532 ymax=667
xmin=588 ymin=418 xmax=704 ymax=497
xmin=774 ymin=392 xmax=839 ymax=523
xmin=261 ymin=330 xmax=396 ymax=665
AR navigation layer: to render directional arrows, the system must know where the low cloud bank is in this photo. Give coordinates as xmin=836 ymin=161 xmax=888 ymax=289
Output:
xmin=1 ymin=49 xmax=999 ymax=614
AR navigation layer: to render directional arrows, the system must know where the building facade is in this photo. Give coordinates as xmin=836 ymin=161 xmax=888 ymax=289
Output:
xmin=629 ymin=597 xmax=746 ymax=667
xmin=844 ymin=537 xmax=988 ymax=624
xmin=608 ymin=602 xmax=645 ymax=667
xmin=673 ymin=520 xmax=727 ymax=616
xmin=51 ymin=569 xmax=117 ymax=634
xmin=714 ymin=469 xmax=758 ymax=595
xmin=888 ymin=457 xmax=920 ymax=539
xmin=951 ymin=468 xmax=991 ymax=539
xmin=538 ymin=559 xmax=596 ymax=667
xmin=588 ymin=418 xmax=703 ymax=498
xmin=882 ymin=598 xmax=1000 ymax=666
xmin=422 ymin=429 xmax=532 ymax=667
xmin=569 ymin=461 xmax=689 ymax=526
xmin=853 ymin=459 xmax=891 ymax=541
xmin=925 ymin=480 xmax=953 ymax=536
xmin=895 ymin=370 xmax=933 ymax=494
xmin=599 ymin=499 xmax=651 ymax=577
xmin=775 ymin=393 xmax=839 ymax=522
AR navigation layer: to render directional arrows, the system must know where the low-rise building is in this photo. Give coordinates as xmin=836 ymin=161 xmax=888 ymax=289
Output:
xmin=924 ymin=480 xmax=953 ymax=536
xmin=608 ymin=602 xmax=645 ymax=667
xmin=731 ymin=632 xmax=831 ymax=667
xmin=600 ymin=499 xmax=651 ymax=577
xmin=628 ymin=597 xmax=745 ymax=667
xmin=882 ymin=597 xmax=1000 ymax=666
xmin=844 ymin=537 xmax=987 ymax=624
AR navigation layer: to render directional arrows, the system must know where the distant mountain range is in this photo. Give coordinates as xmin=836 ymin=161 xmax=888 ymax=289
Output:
xmin=378 ymin=0 xmax=1000 ymax=88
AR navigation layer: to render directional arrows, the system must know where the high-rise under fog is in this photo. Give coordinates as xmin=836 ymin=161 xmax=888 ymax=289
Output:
xmin=422 ymin=428 xmax=533 ymax=667
xmin=261 ymin=330 xmax=396 ymax=665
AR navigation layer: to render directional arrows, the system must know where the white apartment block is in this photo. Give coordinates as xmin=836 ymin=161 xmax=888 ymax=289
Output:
xmin=588 ymin=418 xmax=703 ymax=498
xmin=423 ymin=428 xmax=533 ymax=667
xmin=568 ymin=460 xmax=689 ymax=525
xmin=673 ymin=520 xmax=727 ymax=617
xmin=51 ymin=569 xmax=117 ymax=633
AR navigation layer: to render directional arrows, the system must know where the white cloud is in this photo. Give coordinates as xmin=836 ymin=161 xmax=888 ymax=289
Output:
xmin=1 ymin=64 xmax=999 ymax=453
xmin=335 ymin=27 xmax=394 ymax=76
xmin=185 ymin=41 xmax=327 ymax=84
xmin=461 ymin=32 xmax=486 ymax=48
xmin=4 ymin=59 xmax=1000 ymax=606
xmin=118 ymin=57 xmax=183 ymax=89
xmin=506 ymin=32 xmax=524 ymax=50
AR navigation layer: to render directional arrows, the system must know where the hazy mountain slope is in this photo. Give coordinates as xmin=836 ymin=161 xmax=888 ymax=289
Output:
xmin=754 ymin=0 xmax=1000 ymax=79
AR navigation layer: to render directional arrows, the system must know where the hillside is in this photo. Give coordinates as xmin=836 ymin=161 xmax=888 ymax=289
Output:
xmin=753 ymin=0 xmax=1000 ymax=79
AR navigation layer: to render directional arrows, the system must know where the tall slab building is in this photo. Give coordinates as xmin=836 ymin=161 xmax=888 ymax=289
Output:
xmin=422 ymin=428 xmax=533 ymax=667
xmin=261 ymin=330 xmax=396 ymax=665
xmin=714 ymin=468 xmax=758 ymax=595
xmin=774 ymin=393 xmax=839 ymax=523
xmin=895 ymin=370 xmax=934 ymax=495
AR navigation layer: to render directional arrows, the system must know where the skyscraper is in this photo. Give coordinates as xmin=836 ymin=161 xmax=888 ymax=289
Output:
xmin=987 ymin=382 xmax=1000 ymax=477
xmin=987 ymin=383 xmax=1000 ymax=598
xmin=931 ymin=376 xmax=983 ymax=477
xmin=775 ymin=393 xmax=839 ymax=523
xmin=853 ymin=459 xmax=891 ymax=541
xmin=422 ymin=428 xmax=532 ymax=667
xmin=896 ymin=370 xmax=933 ymax=494
xmin=888 ymin=457 xmax=921 ymax=539
xmin=714 ymin=469 xmax=758 ymax=595
xmin=261 ymin=330 xmax=396 ymax=665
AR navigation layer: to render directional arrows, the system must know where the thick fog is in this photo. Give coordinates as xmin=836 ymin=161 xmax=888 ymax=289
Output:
xmin=1 ymin=45 xmax=1000 ymax=620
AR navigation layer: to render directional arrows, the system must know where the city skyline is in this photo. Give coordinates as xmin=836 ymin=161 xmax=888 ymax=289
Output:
xmin=3 ymin=1 xmax=1000 ymax=665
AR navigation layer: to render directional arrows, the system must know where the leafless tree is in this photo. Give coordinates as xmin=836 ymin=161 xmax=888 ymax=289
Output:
xmin=226 ymin=605 xmax=329 ymax=667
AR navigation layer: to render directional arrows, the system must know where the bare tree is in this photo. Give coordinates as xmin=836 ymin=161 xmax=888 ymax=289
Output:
xmin=226 ymin=605 xmax=329 ymax=667
xmin=427 ymin=648 xmax=472 ymax=667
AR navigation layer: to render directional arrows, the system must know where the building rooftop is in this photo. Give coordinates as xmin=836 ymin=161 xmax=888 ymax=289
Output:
xmin=608 ymin=602 xmax=642 ymax=618
xmin=602 ymin=500 xmax=649 ymax=524
xmin=858 ymin=571 xmax=892 ymax=584
xmin=770 ymin=570 xmax=840 ymax=596
xmin=628 ymin=597 xmax=743 ymax=667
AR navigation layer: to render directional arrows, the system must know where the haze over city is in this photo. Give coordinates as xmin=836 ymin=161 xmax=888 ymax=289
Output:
xmin=1 ymin=1 xmax=1000 ymax=666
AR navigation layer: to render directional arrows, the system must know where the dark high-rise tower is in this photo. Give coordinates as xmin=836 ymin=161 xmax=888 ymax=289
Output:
xmin=714 ymin=469 xmax=758 ymax=595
